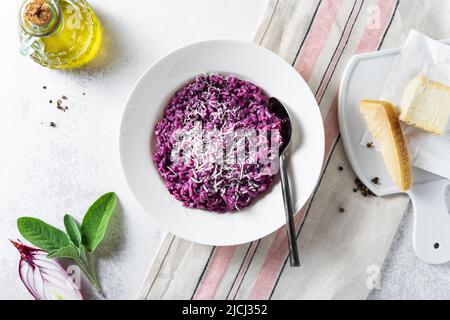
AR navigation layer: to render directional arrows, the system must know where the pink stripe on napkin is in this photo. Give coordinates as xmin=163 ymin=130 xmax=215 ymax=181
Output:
xmin=294 ymin=0 xmax=343 ymax=81
xmin=315 ymin=0 xmax=364 ymax=103
xmin=226 ymin=241 xmax=260 ymax=300
xmin=193 ymin=246 xmax=237 ymax=300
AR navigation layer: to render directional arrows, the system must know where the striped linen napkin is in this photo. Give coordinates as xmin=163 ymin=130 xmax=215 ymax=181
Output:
xmin=138 ymin=0 xmax=450 ymax=300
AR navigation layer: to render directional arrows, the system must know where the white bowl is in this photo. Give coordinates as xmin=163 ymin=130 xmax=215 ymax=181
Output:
xmin=120 ymin=40 xmax=324 ymax=246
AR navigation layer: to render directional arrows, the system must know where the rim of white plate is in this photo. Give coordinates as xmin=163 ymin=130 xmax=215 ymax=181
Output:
xmin=119 ymin=40 xmax=324 ymax=245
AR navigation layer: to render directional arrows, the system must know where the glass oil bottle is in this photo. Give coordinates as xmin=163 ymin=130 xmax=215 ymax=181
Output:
xmin=18 ymin=0 xmax=102 ymax=69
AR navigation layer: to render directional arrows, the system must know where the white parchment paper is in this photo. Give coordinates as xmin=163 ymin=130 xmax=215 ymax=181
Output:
xmin=362 ymin=30 xmax=450 ymax=179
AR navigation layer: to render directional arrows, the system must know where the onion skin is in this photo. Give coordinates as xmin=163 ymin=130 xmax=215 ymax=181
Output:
xmin=11 ymin=240 xmax=83 ymax=300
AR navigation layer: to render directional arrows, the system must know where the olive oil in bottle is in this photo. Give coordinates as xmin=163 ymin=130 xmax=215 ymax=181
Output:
xmin=18 ymin=0 xmax=102 ymax=69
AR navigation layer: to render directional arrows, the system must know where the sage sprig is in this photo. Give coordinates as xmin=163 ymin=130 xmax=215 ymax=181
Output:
xmin=17 ymin=192 xmax=117 ymax=292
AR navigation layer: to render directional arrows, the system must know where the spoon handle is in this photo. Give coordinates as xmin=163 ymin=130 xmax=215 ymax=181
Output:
xmin=279 ymin=153 xmax=300 ymax=267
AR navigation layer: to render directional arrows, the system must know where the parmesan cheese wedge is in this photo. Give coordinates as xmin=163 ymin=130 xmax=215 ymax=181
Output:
xmin=359 ymin=100 xmax=412 ymax=191
xmin=400 ymin=76 xmax=450 ymax=135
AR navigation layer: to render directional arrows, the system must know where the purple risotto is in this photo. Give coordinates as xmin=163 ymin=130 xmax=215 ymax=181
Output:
xmin=153 ymin=74 xmax=282 ymax=212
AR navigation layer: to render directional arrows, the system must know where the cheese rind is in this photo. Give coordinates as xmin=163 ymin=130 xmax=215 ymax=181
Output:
xmin=399 ymin=76 xmax=450 ymax=135
xmin=359 ymin=100 xmax=412 ymax=191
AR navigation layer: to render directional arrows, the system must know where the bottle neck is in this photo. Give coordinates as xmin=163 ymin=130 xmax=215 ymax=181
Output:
xmin=19 ymin=0 xmax=61 ymax=37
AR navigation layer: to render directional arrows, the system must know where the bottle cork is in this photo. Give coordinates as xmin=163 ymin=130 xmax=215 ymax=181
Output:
xmin=24 ymin=0 xmax=51 ymax=26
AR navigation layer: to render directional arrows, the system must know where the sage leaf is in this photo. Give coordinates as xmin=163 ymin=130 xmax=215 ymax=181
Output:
xmin=47 ymin=246 xmax=79 ymax=259
xmin=81 ymin=192 xmax=117 ymax=253
xmin=64 ymin=214 xmax=81 ymax=248
xmin=17 ymin=217 xmax=71 ymax=252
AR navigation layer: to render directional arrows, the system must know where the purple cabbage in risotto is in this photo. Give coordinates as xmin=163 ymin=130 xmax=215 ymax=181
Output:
xmin=153 ymin=74 xmax=282 ymax=213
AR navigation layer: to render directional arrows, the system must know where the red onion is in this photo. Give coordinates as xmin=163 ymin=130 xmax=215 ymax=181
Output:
xmin=11 ymin=240 xmax=83 ymax=300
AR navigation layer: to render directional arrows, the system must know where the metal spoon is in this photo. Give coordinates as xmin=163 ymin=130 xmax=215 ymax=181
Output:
xmin=268 ymin=97 xmax=300 ymax=267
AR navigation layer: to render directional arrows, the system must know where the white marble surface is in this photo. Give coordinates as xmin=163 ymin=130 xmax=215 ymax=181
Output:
xmin=369 ymin=196 xmax=450 ymax=300
xmin=0 ymin=0 xmax=268 ymax=300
